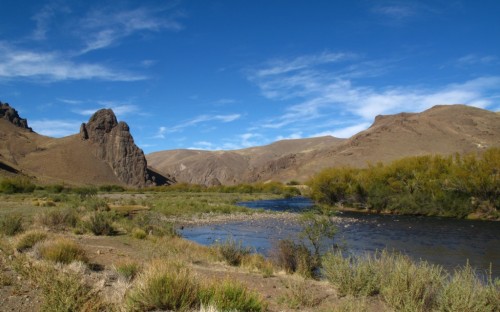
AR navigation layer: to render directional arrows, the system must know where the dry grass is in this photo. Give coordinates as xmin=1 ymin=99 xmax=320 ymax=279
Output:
xmin=37 ymin=238 xmax=88 ymax=264
xmin=15 ymin=230 xmax=48 ymax=252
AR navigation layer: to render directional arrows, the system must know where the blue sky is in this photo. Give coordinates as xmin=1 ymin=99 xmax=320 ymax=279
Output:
xmin=1 ymin=0 xmax=499 ymax=153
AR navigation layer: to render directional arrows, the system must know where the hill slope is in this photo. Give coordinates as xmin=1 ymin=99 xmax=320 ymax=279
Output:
xmin=147 ymin=104 xmax=500 ymax=185
xmin=0 ymin=102 xmax=172 ymax=187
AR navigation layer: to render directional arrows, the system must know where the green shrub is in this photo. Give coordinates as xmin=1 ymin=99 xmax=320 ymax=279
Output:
xmin=83 ymin=197 xmax=109 ymax=211
xmin=322 ymin=251 xmax=381 ymax=297
xmin=199 ymin=279 xmax=265 ymax=312
xmin=0 ymin=213 xmax=24 ymax=236
xmin=114 ymin=260 xmax=140 ymax=281
xmin=36 ymin=208 xmax=79 ymax=229
xmin=38 ymin=238 xmax=88 ymax=264
xmin=85 ymin=212 xmax=116 ymax=236
xmin=131 ymin=228 xmax=147 ymax=239
xmin=73 ymin=186 xmax=98 ymax=200
xmin=15 ymin=230 xmax=48 ymax=252
xmin=437 ymin=264 xmax=500 ymax=312
xmin=273 ymin=239 xmax=315 ymax=278
xmin=278 ymin=278 xmax=321 ymax=309
xmin=215 ymin=237 xmax=252 ymax=266
xmin=125 ymin=260 xmax=200 ymax=311
xmin=39 ymin=269 xmax=110 ymax=312
xmin=98 ymin=184 xmax=126 ymax=192
xmin=381 ymin=254 xmax=444 ymax=311
xmin=0 ymin=178 xmax=35 ymax=194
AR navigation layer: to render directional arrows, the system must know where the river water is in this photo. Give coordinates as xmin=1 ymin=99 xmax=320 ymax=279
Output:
xmin=180 ymin=197 xmax=500 ymax=278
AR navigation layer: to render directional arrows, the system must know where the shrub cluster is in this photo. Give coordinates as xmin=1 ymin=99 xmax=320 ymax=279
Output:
xmin=0 ymin=178 xmax=35 ymax=193
xmin=154 ymin=181 xmax=301 ymax=196
xmin=37 ymin=238 xmax=88 ymax=264
xmin=214 ymin=237 xmax=252 ymax=266
xmin=322 ymin=250 xmax=500 ymax=312
xmin=0 ymin=213 xmax=24 ymax=236
xmin=308 ymin=148 xmax=500 ymax=219
xmin=126 ymin=260 xmax=265 ymax=311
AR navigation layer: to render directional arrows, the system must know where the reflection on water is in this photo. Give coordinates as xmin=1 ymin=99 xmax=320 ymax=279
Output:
xmin=180 ymin=197 xmax=500 ymax=278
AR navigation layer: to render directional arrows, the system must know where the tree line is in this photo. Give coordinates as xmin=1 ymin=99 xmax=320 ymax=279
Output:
xmin=308 ymin=148 xmax=500 ymax=219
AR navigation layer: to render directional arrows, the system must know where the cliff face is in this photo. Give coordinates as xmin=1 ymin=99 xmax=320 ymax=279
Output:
xmin=79 ymin=109 xmax=150 ymax=186
xmin=0 ymin=102 xmax=33 ymax=131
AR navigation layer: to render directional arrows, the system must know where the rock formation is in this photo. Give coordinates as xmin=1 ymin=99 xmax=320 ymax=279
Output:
xmin=79 ymin=109 xmax=151 ymax=186
xmin=0 ymin=102 xmax=33 ymax=131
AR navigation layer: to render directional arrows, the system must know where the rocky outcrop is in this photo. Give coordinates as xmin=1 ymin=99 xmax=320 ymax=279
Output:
xmin=79 ymin=109 xmax=159 ymax=187
xmin=0 ymin=102 xmax=33 ymax=131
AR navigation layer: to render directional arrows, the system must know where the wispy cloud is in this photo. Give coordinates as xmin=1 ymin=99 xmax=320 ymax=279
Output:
xmin=72 ymin=101 xmax=139 ymax=118
xmin=0 ymin=43 xmax=146 ymax=82
xmin=249 ymin=51 xmax=500 ymax=138
xmin=457 ymin=54 xmax=498 ymax=66
xmin=79 ymin=6 xmax=184 ymax=54
xmin=188 ymin=132 xmax=265 ymax=151
xmin=372 ymin=4 xmax=417 ymax=20
xmin=30 ymin=119 xmax=81 ymax=137
xmin=162 ymin=113 xmax=241 ymax=135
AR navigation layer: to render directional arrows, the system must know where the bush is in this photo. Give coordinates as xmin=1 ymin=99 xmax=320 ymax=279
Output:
xmin=36 ymin=208 xmax=79 ymax=229
xmin=131 ymin=228 xmax=147 ymax=239
xmin=15 ymin=230 xmax=48 ymax=252
xmin=73 ymin=186 xmax=97 ymax=200
xmin=114 ymin=260 xmax=140 ymax=281
xmin=437 ymin=264 xmax=500 ymax=312
xmin=125 ymin=260 xmax=200 ymax=311
xmin=39 ymin=269 xmax=109 ymax=312
xmin=98 ymin=184 xmax=126 ymax=192
xmin=0 ymin=178 xmax=35 ymax=194
xmin=272 ymin=239 xmax=315 ymax=278
xmin=85 ymin=212 xmax=116 ymax=236
xmin=83 ymin=197 xmax=109 ymax=211
xmin=37 ymin=238 xmax=88 ymax=264
xmin=0 ymin=213 xmax=24 ymax=236
xmin=215 ymin=237 xmax=252 ymax=266
xmin=199 ymin=279 xmax=266 ymax=312
xmin=322 ymin=251 xmax=381 ymax=297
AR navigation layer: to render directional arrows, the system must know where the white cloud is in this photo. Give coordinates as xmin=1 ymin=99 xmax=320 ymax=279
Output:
xmin=73 ymin=103 xmax=139 ymax=118
xmin=30 ymin=119 xmax=81 ymax=137
xmin=0 ymin=43 xmax=146 ymax=82
xmin=154 ymin=126 xmax=167 ymax=139
xmin=313 ymin=122 xmax=372 ymax=139
xmin=79 ymin=7 xmax=183 ymax=54
xmin=276 ymin=132 xmax=303 ymax=141
xmin=457 ymin=54 xmax=498 ymax=66
xmin=163 ymin=113 xmax=241 ymax=134
xmin=372 ymin=5 xmax=416 ymax=19
xmin=250 ymin=51 xmax=500 ymax=132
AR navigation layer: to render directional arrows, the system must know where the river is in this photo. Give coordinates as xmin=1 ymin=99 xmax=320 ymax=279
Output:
xmin=180 ymin=197 xmax=500 ymax=278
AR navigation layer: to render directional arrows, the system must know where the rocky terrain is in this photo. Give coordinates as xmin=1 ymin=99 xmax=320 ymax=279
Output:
xmin=0 ymin=101 xmax=172 ymax=187
xmin=147 ymin=104 xmax=500 ymax=185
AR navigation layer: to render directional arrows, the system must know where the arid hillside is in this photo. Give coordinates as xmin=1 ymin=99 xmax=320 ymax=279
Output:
xmin=0 ymin=102 xmax=172 ymax=187
xmin=147 ymin=104 xmax=500 ymax=185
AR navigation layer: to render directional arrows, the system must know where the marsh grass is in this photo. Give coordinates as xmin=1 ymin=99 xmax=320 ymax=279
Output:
xmin=126 ymin=260 xmax=265 ymax=312
xmin=278 ymin=277 xmax=321 ymax=309
xmin=36 ymin=207 xmax=79 ymax=229
xmin=437 ymin=264 xmax=500 ymax=312
xmin=272 ymin=239 xmax=315 ymax=278
xmin=322 ymin=250 xmax=499 ymax=312
xmin=214 ymin=237 xmax=252 ymax=266
xmin=241 ymin=253 xmax=274 ymax=277
xmin=125 ymin=260 xmax=200 ymax=311
xmin=15 ymin=230 xmax=48 ymax=252
xmin=114 ymin=260 xmax=140 ymax=281
xmin=0 ymin=213 xmax=24 ymax=236
xmin=37 ymin=238 xmax=88 ymax=264
xmin=85 ymin=211 xmax=116 ymax=235
xmin=199 ymin=279 xmax=266 ymax=312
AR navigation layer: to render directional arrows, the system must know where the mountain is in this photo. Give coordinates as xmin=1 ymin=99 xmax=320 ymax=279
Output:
xmin=0 ymin=101 xmax=173 ymax=187
xmin=147 ymin=104 xmax=500 ymax=185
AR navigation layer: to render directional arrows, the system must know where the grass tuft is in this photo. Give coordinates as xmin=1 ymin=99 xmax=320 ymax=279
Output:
xmin=114 ymin=260 xmax=140 ymax=281
xmin=85 ymin=211 xmax=116 ymax=235
xmin=200 ymin=279 xmax=266 ymax=312
xmin=214 ymin=237 xmax=252 ymax=266
xmin=125 ymin=260 xmax=200 ymax=311
xmin=15 ymin=230 xmax=48 ymax=252
xmin=0 ymin=213 xmax=24 ymax=236
xmin=37 ymin=238 xmax=88 ymax=264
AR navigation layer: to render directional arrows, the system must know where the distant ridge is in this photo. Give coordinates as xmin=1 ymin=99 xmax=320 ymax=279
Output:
xmin=0 ymin=101 xmax=173 ymax=187
xmin=147 ymin=104 xmax=500 ymax=185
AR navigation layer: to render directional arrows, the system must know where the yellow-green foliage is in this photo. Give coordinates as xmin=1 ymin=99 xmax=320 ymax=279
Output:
xmin=126 ymin=260 xmax=266 ymax=312
xmin=15 ymin=230 xmax=48 ymax=252
xmin=37 ymin=238 xmax=88 ymax=264
xmin=308 ymin=148 xmax=500 ymax=218
xmin=0 ymin=177 xmax=35 ymax=194
xmin=0 ymin=213 xmax=24 ymax=236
